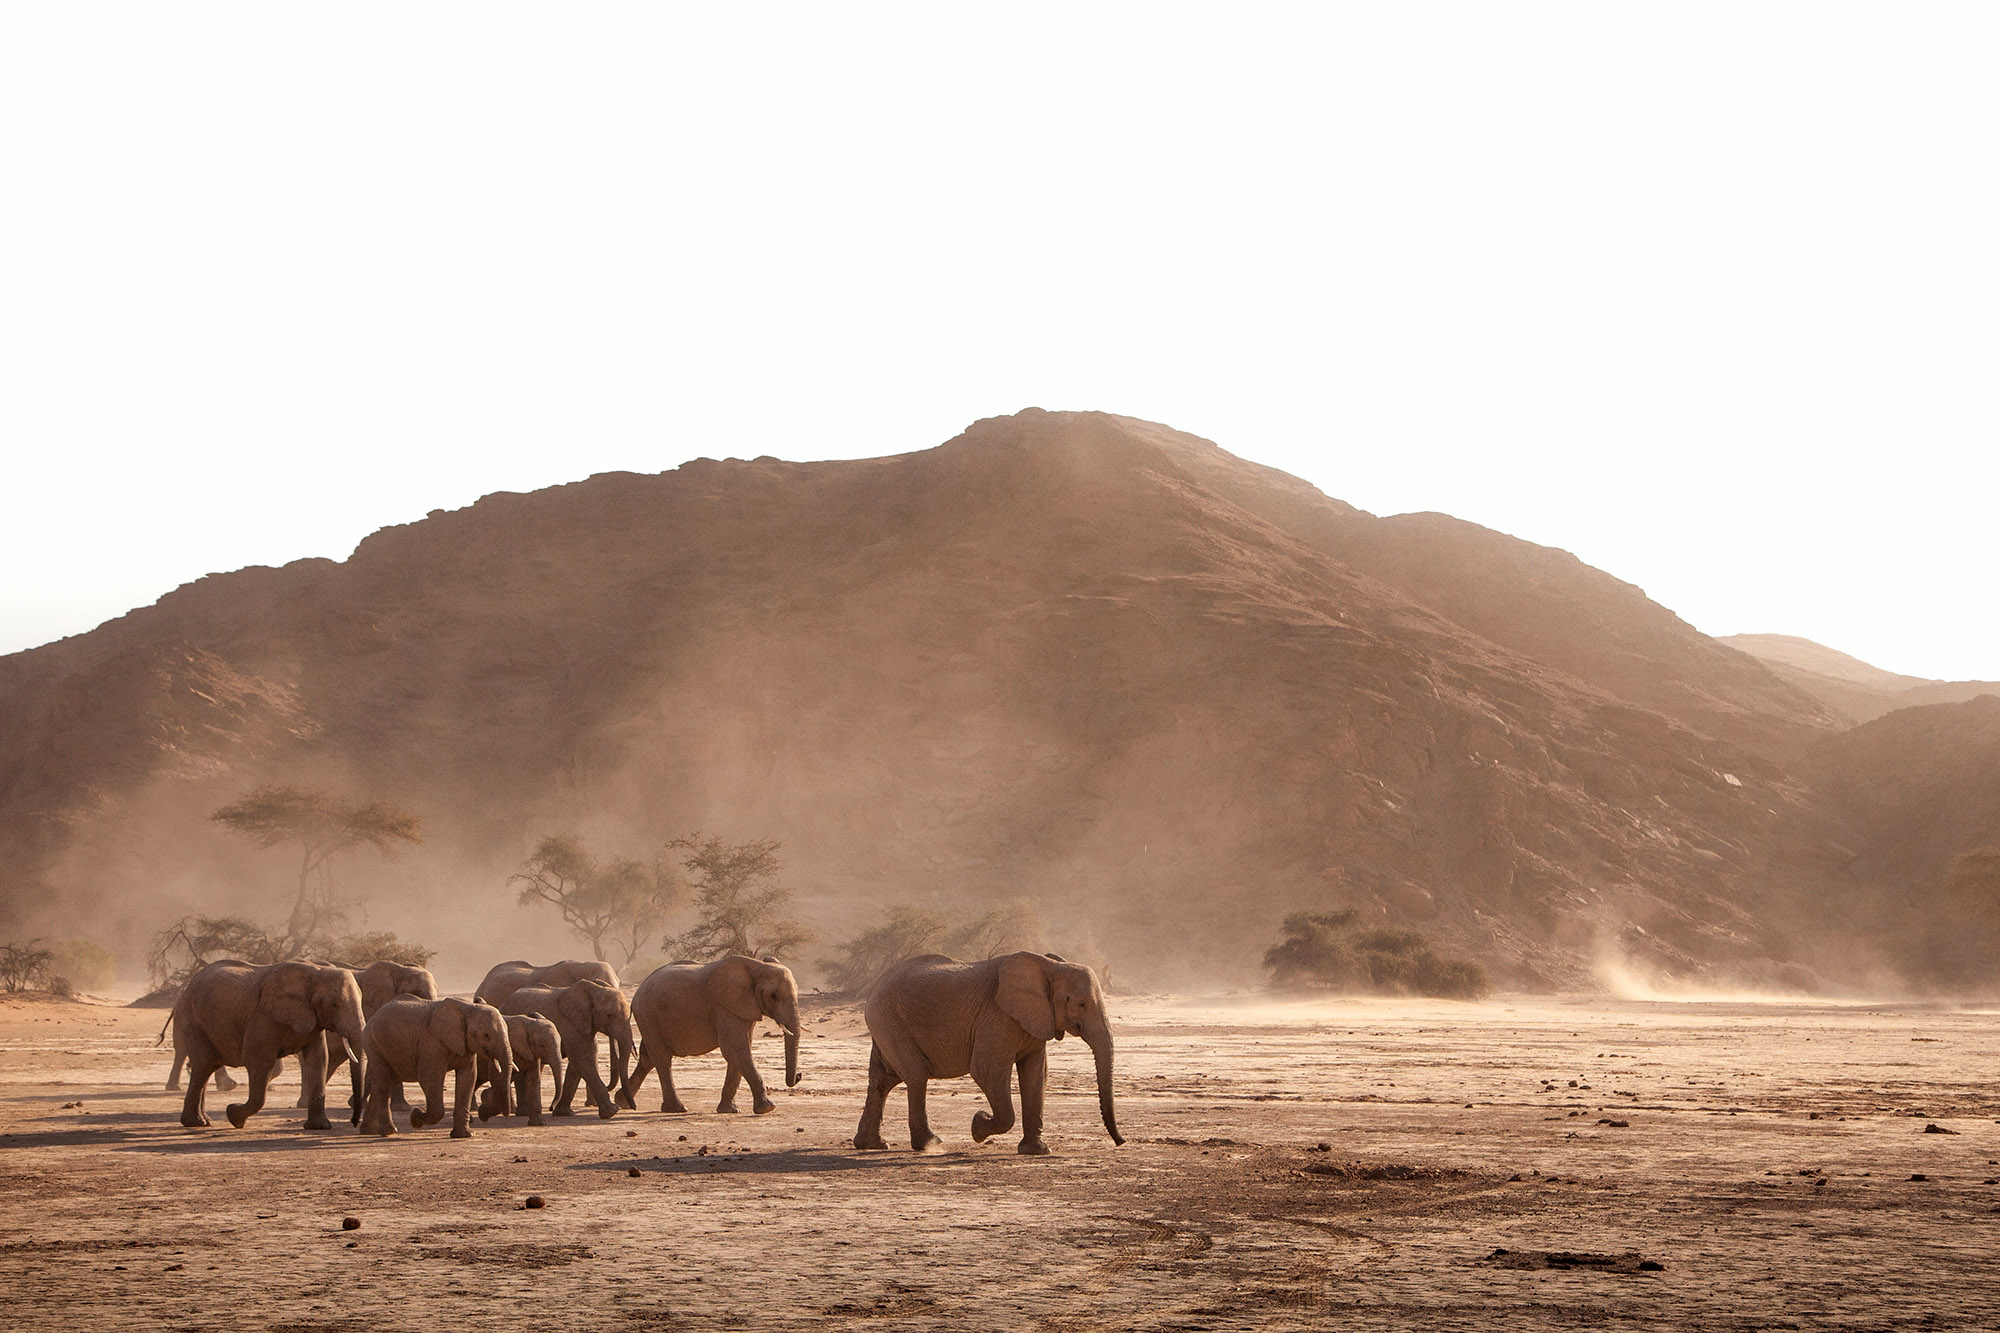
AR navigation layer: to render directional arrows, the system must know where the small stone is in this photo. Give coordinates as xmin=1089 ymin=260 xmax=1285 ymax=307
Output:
xmin=1909 ymin=1174 xmax=1929 ymax=1182
xmin=626 ymin=1130 xmax=638 ymax=1137
xmin=677 ymin=1135 xmax=687 ymax=1141
xmin=627 ymin=1167 xmax=642 ymax=1178
xmin=341 ymin=1217 xmax=360 ymax=1231
xmin=1923 ymin=1124 xmax=1958 ymax=1135
xmin=525 ymin=1195 xmax=546 ymax=1209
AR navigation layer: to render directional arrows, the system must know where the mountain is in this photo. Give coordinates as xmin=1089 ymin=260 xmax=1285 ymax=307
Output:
xmin=0 ymin=410 xmax=1988 ymax=992
xmin=1722 ymin=634 xmax=2000 ymax=725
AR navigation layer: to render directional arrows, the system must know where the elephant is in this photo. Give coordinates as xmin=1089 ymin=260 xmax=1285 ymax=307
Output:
xmin=476 ymin=1013 xmax=563 ymax=1127
xmin=358 ymin=996 xmax=512 ymax=1138
xmin=620 ymin=955 xmax=802 ymax=1116
xmin=171 ymin=959 xmax=366 ymax=1131
xmin=496 ymin=979 xmax=634 ymax=1118
xmin=853 ymin=952 xmax=1124 ymax=1156
xmin=475 ymin=958 xmax=626 ymax=1092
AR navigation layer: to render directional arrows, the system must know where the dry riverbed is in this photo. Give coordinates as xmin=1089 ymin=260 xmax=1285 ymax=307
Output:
xmin=3 ymin=992 xmax=1998 ymax=1330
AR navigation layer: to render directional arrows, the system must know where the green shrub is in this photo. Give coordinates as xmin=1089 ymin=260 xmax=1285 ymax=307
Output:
xmin=1264 ymin=911 xmax=1489 ymax=999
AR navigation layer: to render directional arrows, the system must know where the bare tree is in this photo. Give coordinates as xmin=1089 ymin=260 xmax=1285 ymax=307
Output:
xmin=511 ymin=835 xmax=686 ymax=965
xmin=0 ymin=940 xmax=55 ymax=993
xmin=660 ymin=833 xmax=815 ymax=962
xmin=210 ymin=785 xmax=422 ymax=953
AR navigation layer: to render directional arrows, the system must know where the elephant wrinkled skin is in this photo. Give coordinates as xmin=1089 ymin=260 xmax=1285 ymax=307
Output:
xmin=854 ymin=952 xmax=1124 ymax=1156
xmin=171 ymin=960 xmax=366 ymax=1131
xmin=359 ymin=996 xmax=512 ymax=1138
xmin=622 ymin=955 xmax=802 ymax=1115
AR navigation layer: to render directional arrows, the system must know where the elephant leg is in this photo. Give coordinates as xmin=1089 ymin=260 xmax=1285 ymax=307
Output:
xmin=166 ymin=1052 xmax=184 ymax=1092
xmin=180 ymin=1052 xmax=219 ymax=1127
xmin=904 ymin=1075 xmax=941 ymax=1152
xmin=225 ymin=1057 xmax=278 ymax=1129
xmin=619 ymin=1044 xmax=650 ymax=1111
xmin=853 ymin=1042 xmax=899 ymax=1150
xmin=522 ymin=1062 xmax=546 ymax=1127
xmin=299 ymin=1035 xmax=333 ymax=1131
xmin=1015 ymin=1047 xmax=1050 ymax=1156
xmin=719 ymin=1026 xmax=772 ymax=1115
xmin=450 ymin=1061 xmax=475 ymax=1138
xmin=475 ymin=1053 xmax=497 ymax=1121
xmin=656 ymin=1055 xmax=689 ymax=1115
xmin=389 ymin=1079 xmax=410 ymax=1111
xmin=970 ymin=1053 xmax=1017 ymax=1145
xmin=212 ymin=1066 xmax=238 ymax=1091
xmin=410 ymin=1070 xmax=447 ymax=1131
xmin=552 ymin=1044 xmax=584 ymax=1115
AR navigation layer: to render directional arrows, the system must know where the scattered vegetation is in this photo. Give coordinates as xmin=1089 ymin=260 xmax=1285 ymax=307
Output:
xmin=0 ymin=939 xmax=56 ymax=993
xmin=48 ymin=939 xmax=116 ymax=991
xmin=145 ymin=913 xmax=433 ymax=995
xmin=210 ymin=785 xmax=422 ymax=954
xmin=1264 ymin=910 xmax=1489 ymax=999
xmin=511 ymin=835 xmax=687 ymax=965
xmin=820 ymin=898 xmax=1047 ymax=994
xmin=659 ymin=833 xmax=816 ymax=962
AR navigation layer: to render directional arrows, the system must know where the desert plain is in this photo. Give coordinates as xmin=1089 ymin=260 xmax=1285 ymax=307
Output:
xmin=2 ymin=991 xmax=1998 ymax=1331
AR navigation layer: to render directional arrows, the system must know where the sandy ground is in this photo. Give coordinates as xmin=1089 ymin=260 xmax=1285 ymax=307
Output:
xmin=2 ymin=992 xmax=1999 ymax=1331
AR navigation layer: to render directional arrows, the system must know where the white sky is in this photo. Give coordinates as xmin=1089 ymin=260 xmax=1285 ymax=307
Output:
xmin=3 ymin=6 xmax=1994 ymax=679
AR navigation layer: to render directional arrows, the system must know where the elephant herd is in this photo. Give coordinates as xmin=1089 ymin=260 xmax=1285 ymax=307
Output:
xmin=161 ymin=949 xmax=1123 ymax=1155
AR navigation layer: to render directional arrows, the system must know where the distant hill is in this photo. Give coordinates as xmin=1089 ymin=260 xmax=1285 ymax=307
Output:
xmin=1723 ymin=633 xmax=2000 ymax=725
xmin=1 ymin=410 xmax=1992 ymax=992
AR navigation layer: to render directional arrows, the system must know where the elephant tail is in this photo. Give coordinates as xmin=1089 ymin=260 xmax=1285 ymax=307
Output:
xmin=154 ymin=1011 xmax=172 ymax=1046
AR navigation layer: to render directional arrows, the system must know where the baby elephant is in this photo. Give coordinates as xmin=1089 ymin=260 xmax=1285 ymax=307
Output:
xmin=478 ymin=1013 xmax=563 ymax=1127
xmin=360 ymin=996 xmax=512 ymax=1139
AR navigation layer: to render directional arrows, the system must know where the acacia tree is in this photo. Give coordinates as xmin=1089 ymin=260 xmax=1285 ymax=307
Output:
xmin=0 ymin=940 xmax=55 ymax=993
xmin=210 ymin=785 xmax=422 ymax=954
xmin=660 ymin=833 xmax=815 ymax=962
xmin=146 ymin=915 xmax=284 ymax=990
xmin=511 ymin=835 xmax=687 ymax=965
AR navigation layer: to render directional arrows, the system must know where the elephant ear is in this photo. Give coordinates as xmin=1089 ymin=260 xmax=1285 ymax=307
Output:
xmin=559 ymin=984 xmax=591 ymax=1031
xmin=997 ymin=953 xmax=1059 ymax=1043
xmin=716 ymin=958 xmax=762 ymax=1023
xmin=429 ymin=1001 xmax=469 ymax=1058
xmin=261 ymin=966 xmax=319 ymax=1035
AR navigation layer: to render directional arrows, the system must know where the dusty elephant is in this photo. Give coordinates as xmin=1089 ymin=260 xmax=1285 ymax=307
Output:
xmin=854 ymin=952 xmax=1124 ymax=1155
xmin=172 ymin=960 xmax=366 ymax=1131
xmin=621 ymin=955 xmax=802 ymax=1115
xmin=496 ymin=979 xmax=634 ymax=1118
xmin=300 ymin=959 xmax=440 ymax=1117
xmin=477 ymin=1012 xmax=563 ymax=1127
xmin=359 ymin=996 xmax=512 ymax=1138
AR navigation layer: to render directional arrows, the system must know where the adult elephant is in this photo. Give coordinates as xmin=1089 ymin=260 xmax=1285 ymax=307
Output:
xmin=476 ymin=1013 xmax=563 ymax=1127
xmin=620 ymin=956 xmax=802 ymax=1115
xmin=497 ymin=980 xmax=633 ymax=1118
xmin=853 ymin=952 xmax=1124 ymax=1156
xmin=358 ymin=996 xmax=512 ymax=1138
xmin=172 ymin=959 xmax=365 ymax=1131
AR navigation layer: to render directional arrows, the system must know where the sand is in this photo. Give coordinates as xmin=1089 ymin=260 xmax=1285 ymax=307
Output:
xmin=3 ymin=991 xmax=1998 ymax=1330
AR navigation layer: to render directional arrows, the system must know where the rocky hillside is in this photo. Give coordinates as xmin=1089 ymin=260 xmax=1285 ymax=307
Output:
xmin=1 ymin=410 xmax=1989 ymax=991
xmin=1723 ymin=633 xmax=2000 ymax=725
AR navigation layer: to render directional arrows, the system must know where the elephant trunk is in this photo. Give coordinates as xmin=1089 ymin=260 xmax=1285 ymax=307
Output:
xmin=1084 ymin=1021 xmax=1124 ymax=1146
xmin=784 ymin=1026 xmax=800 ymax=1088
xmin=612 ymin=1026 xmax=635 ymax=1104
xmin=492 ymin=1044 xmax=513 ymax=1119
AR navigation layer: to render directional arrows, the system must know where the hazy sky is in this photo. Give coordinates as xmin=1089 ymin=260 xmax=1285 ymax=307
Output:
xmin=4 ymin=7 xmax=1995 ymax=679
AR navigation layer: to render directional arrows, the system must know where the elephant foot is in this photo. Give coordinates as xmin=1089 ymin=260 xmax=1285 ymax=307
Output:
xmin=971 ymin=1112 xmax=999 ymax=1143
xmin=1018 ymin=1138 xmax=1051 ymax=1157
xmin=224 ymin=1103 xmax=250 ymax=1129
xmin=368 ymin=1120 xmax=396 ymax=1138
xmin=913 ymin=1133 xmax=942 ymax=1153
xmin=165 ymin=1078 xmax=182 ymax=1092
xmin=450 ymin=1126 xmax=471 ymax=1139
xmin=180 ymin=1112 xmax=211 ymax=1129
xmin=597 ymin=1101 xmax=619 ymax=1120
xmin=614 ymin=1088 xmax=636 ymax=1111
xmin=661 ymin=1100 xmax=688 ymax=1115
xmin=854 ymin=1132 xmax=888 ymax=1151
xmin=303 ymin=1112 xmax=333 ymax=1132
xmin=551 ymin=1105 xmax=576 ymax=1117
xmin=752 ymin=1099 xmax=776 ymax=1116
xmin=716 ymin=1102 xmax=740 ymax=1115
xmin=215 ymin=1073 xmax=239 ymax=1092
xmin=408 ymin=1110 xmax=432 ymax=1131
xmin=527 ymin=1115 xmax=545 ymax=1127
